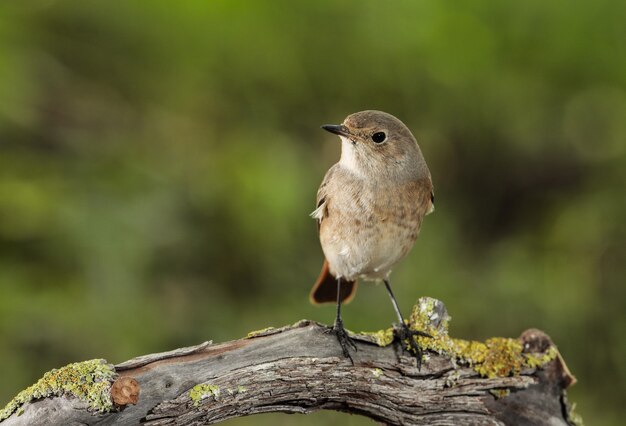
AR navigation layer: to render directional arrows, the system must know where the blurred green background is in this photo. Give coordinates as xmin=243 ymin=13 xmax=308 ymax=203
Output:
xmin=0 ymin=0 xmax=624 ymax=424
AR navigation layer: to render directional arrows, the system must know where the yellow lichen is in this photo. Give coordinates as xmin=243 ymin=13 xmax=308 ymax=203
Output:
xmin=524 ymin=346 xmax=558 ymax=369
xmin=246 ymin=327 xmax=275 ymax=338
xmin=566 ymin=401 xmax=585 ymax=426
xmin=0 ymin=359 xmax=116 ymax=421
xmin=472 ymin=338 xmax=524 ymax=378
xmin=358 ymin=328 xmax=395 ymax=347
xmin=489 ymin=388 xmax=511 ymax=399
xmin=356 ymin=299 xmax=558 ymax=379
xmin=189 ymin=384 xmax=221 ymax=407
xmin=403 ymin=298 xmax=559 ymax=378
xmin=410 ymin=297 xmax=451 ymax=334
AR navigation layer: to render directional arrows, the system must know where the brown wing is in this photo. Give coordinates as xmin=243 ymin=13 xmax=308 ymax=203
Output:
xmin=309 ymin=259 xmax=357 ymax=305
xmin=310 ymin=165 xmax=358 ymax=304
xmin=310 ymin=164 xmax=340 ymax=229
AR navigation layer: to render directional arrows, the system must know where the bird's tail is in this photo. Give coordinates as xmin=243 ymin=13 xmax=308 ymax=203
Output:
xmin=309 ymin=259 xmax=357 ymax=305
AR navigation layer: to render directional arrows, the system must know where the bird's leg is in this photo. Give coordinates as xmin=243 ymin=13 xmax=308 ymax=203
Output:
xmin=383 ymin=279 xmax=430 ymax=368
xmin=330 ymin=277 xmax=357 ymax=362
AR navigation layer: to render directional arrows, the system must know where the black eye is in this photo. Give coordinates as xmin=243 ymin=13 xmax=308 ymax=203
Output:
xmin=371 ymin=132 xmax=386 ymax=143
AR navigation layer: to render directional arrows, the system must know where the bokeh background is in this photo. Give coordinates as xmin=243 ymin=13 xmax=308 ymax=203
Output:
xmin=1 ymin=1 xmax=624 ymax=424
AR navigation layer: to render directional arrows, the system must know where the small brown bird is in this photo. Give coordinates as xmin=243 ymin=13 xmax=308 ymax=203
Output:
xmin=310 ymin=110 xmax=434 ymax=362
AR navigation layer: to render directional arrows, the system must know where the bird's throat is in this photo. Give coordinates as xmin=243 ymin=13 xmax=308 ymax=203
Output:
xmin=339 ymin=136 xmax=365 ymax=177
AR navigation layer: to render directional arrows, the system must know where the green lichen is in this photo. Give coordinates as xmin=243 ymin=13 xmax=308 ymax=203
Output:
xmin=246 ymin=327 xmax=275 ymax=338
xmin=524 ymin=346 xmax=558 ymax=369
xmin=371 ymin=368 xmax=383 ymax=378
xmin=189 ymin=384 xmax=221 ymax=407
xmin=226 ymin=385 xmax=248 ymax=396
xmin=0 ymin=359 xmax=116 ymax=421
xmin=444 ymin=370 xmax=461 ymax=388
xmin=404 ymin=298 xmax=559 ymax=378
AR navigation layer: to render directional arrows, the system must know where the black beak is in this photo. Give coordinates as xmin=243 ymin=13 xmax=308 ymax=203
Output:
xmin=321 ymin=124 xmax=351 ymax=137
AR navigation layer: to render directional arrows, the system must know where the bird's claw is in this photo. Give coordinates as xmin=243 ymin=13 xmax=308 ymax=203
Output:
xmin=394 ymin=323 xmax=431 ymax=369
xmin=328 ymin=319 xmax=357 ymax=363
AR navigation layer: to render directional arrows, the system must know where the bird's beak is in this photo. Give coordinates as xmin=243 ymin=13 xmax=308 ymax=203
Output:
xmin=321 ymin=124 xmax=351 ymax=137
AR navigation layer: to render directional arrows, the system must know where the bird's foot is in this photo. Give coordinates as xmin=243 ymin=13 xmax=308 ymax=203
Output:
xmin=328 ymin=318 xmax=357 ymax=363
xmin=394 ymin=322 xmax=431 ymax=369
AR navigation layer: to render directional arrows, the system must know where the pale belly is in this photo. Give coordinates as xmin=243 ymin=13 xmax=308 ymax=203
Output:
xmin=319 ymin=188 xmax=422 ymax=281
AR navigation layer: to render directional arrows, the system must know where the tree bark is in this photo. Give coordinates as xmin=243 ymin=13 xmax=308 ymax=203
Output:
xmin=0 ymin=298 xmax=580 ymax=426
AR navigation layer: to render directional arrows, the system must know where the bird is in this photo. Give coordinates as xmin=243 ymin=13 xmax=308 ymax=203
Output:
xmin=310 ymin=110 xmax=434 ymax=363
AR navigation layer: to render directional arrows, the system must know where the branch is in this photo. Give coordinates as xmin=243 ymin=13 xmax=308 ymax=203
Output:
xmin=0 ymin=298 xmax=581 ymax=426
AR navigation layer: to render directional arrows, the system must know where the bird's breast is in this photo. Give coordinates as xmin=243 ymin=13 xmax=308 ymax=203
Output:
xmin=319 ymin=177 xmax=430 ymax=281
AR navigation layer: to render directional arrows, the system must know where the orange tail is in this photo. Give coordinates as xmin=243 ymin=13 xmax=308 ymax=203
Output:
xmin=309 ymin=259 xmax=357 ymax=305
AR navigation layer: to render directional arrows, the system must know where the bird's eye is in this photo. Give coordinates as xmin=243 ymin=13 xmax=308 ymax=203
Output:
xmin=371 ymin=132 xmax=386 ymax=143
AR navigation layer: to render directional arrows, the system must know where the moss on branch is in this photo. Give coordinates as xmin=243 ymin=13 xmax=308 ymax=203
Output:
xmin=354 ymin=297 xmax=558 ymax=379
xmin=0 ymin=359 xmax=116 ymax=421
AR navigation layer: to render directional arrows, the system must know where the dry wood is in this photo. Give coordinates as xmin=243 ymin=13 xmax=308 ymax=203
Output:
xmin=0 ymin=299 xmax=579 ymax=426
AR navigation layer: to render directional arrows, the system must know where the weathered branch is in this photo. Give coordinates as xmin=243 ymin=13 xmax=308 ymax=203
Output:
xmin=0 ymin=298 xmax=581 ymax=425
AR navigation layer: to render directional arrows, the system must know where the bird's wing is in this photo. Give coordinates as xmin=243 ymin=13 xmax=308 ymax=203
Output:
xmin=310 ymin=164 xmax=338 ymax=230
xmin=427 ymin=189 xmax=435 ymax=215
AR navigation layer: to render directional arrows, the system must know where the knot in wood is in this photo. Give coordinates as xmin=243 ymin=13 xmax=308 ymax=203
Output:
xmin=520 ymin=328 xmax=577 ymax=388
xmin=111 ymin=376 xmax=140 ymax=406
xmin=520 ymin=328 xmax=553 ymax=353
